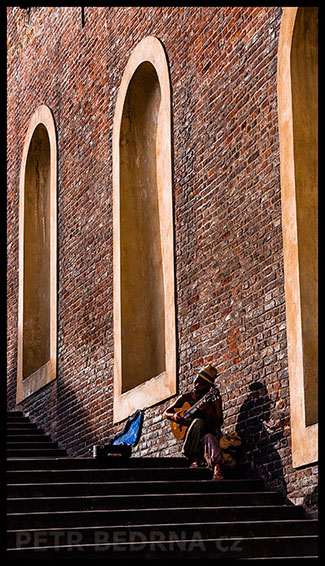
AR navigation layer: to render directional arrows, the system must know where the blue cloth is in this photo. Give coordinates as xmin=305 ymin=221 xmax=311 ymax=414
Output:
xmin=110 ymin=409 xmax=143 ymax=446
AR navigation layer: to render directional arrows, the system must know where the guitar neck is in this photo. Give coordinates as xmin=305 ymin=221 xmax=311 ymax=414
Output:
xmin=183 ymin=388 xmax=218 ymax=420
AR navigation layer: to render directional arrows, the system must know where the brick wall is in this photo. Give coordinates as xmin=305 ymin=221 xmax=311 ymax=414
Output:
xmin=7 ymin=6 xmax=317 ymax=515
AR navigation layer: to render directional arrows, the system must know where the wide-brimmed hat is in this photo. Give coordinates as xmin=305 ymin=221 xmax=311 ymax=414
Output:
xmin=196 ymin=364 xmax=218 ymax=385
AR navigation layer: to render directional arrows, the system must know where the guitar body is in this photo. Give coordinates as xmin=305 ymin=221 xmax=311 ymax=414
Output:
xmin=169 ymin=402 xmax=192 ymax=440
xmin=168 ymin=387 xmax=220 ymax=441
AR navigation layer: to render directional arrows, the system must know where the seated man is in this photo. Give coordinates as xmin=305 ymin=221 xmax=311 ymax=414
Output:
xmin=163 ymin=365 xmax=224 ymax=480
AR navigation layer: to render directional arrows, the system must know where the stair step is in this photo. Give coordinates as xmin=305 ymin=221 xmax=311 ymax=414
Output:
xmin=237 ymin=557 xmax=318 ymax=561
xmin=7 ymin=422 xmax=40 ymax=430
xmin=7 ymin=519 xmax=318 ymax=549
xmin=7 ymin=478 xmax=266 ymax=497
xmin=7 ymin=491 xmax=285 ymax=513
xmin=6 ymin=535 xmax=318 ymax=559
xmin=7 ymin=441 xmax=58 ymax=449
xmin=7 ymin=457 xmax=190 ymax=469
xmin=237 ymin=559 xmax=318 ymax=561
xmin=7 ymin=418 xmax=35 ymax=425
xmin=7 ymin=412 xmax=27 ymax=419
xmin=7 ymin=467 xmax=214 ymax=482
xmin=7 ymin=505 xmax=305 ymax=530
xmin=7 ymin=429 xmax=52 ymax=437
xmin=7 ymin=448 xmax=67 ymax=457
xmin=7 ymin=411 xmax=25 ymax=418
xmin=6 ymin=456 xmax=250 ymax=479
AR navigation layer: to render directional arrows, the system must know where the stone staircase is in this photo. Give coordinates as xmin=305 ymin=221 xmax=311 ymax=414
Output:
xmin=7 ymin=410 xmax=318 ymax=559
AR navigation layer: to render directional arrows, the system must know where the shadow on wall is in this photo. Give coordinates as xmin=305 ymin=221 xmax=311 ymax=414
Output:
xmin=17 ymin=378 xmax=100 ymax=458
xmin=235 ymin=381 xmax=288 ymax=499
xmin=303 ymin=485 xmax=318 ymax=518
xmin=56 ymin=378 xmax=109 ymax=457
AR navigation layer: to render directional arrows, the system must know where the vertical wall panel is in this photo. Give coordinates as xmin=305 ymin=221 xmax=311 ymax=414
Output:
xmin=23 ymin=124 xmax=51 ymax=378
xmin=17 ymin=105 xmax=57 ymax=404
xmin=120 ymin=63 xmax=165 ymax=392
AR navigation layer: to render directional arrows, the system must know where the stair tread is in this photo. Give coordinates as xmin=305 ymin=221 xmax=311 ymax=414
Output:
xmin=7 ymin=482 xmax=269 ymax=491
xmin=6 ymin=456 xmax=187 ymax=464
xmin=7 ymin=442 xmax=56 ymax=446
xmin=7 ymin=534 xmax=318 ymax=554
xmin=5 ymin=464 xmax=239 ymax=472
xmin=7 ymin=437 xmax=52 ymax=442
xmin=8 ymin=535 xmax=318 ymax=549
xmin=7 ymin=449 xmax=65 ymax=452
xmin=7 ymin=490 xmax=281 ymax=499
xmin=8 ymin=518 xmax=318 ymax=532
xmin=7 ymin=505 xmax=307 ymax=532
xmin=7 ymin=480 xmax=265 ymax=492
xmin=7 ymin=504 xmax=302 ymax=514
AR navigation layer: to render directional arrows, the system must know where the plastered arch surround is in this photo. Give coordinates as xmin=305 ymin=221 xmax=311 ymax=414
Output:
xmin=277 ymin=8 xmax=318 ymax=468
xmin=113 ymin=37 xmax=176 ymax=423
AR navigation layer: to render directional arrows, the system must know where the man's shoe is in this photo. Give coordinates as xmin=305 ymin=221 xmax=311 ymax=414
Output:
xmin=212 ymin=464 xmax=224 ymax=480
xmin=189 ymin=460 xmax=201 ymax=469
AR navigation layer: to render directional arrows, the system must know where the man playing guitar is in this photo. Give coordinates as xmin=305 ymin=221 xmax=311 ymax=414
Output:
xmin=163 ymin=365 xmax=224 ymax=480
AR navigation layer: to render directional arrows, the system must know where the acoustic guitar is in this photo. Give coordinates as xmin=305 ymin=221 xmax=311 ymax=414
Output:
xmin=169 ymin=387 xmax=220 ymax=440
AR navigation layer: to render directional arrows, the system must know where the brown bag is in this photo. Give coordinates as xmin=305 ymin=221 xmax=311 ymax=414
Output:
xmin=219 ymin=431 xmax=242 ymax=468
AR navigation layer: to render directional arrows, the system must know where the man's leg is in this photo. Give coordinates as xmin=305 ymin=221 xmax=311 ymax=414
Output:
xmin=200 ymin=433 xmax=224 ymax=479
xmin=182 ymin=418 xmax=205 ymax=464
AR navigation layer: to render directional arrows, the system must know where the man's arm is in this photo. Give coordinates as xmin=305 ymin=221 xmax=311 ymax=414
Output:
xmin=163 ymin=393 xmax=192 ymax=426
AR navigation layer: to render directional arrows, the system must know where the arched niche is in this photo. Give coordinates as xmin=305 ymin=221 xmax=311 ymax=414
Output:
xmin=17 ymin=105 xmax=57 ymax=404
xmin=277 ymin=7 xmax=318 ymax=467
xmin=113 ymin=36 xmax=176 ymax=423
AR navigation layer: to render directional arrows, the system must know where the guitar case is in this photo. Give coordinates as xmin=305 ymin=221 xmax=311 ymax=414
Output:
xmin=92 ymin=409 xmax=144 ymax=459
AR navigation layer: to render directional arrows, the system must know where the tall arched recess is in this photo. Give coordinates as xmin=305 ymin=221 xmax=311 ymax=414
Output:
xmin=113 ymin=36 xmax=176 ymax=422
xmin=277 ymin=8 xmax=318 ymax=467
xmin=17 ymin=105 xmax=57 ymax=404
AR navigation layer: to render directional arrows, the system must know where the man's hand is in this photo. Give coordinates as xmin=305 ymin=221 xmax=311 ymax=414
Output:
xmin=173 ymin=413 xmax=188 ymax=427
xmin=197 ymin=400 xmax=211 ymax=411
